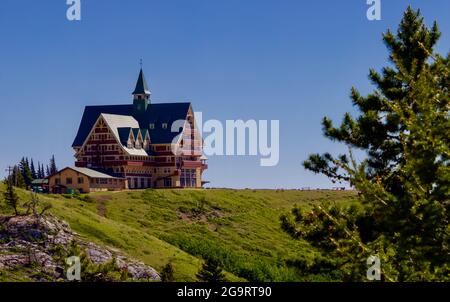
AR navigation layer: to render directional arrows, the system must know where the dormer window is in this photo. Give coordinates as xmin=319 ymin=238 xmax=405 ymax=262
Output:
xmin=162 ymin=123 xmax=168 ymax=129
xmin=149 ymin=123 xmax=155 ymax=129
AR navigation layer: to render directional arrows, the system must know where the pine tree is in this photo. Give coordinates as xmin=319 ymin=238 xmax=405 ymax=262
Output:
xmin=49 ymin=155 xmax=57 ymax=175
xmin=3 ymin=178 xmax=19 ymax=215
xmin=282 ymin=7 xmax=449 ymax=281
xmin=39 ymin=163 xmax=45 ymax=179
xmin=46 ymin=165 xmax=51 ymax=177
xmin=19 ymin=157 xmax=33 ymax=189
xmin=37 ymin=162 xmax=42 ymax=179
xmin=196 ymin=258 xmax=227 ymax=282
xmin=30 ymin=159 xmax=37 ymax=180
xmin=160 ymin=262 xmax=175 ymax=282
xmin=12 ymin=165 xmax=26 ymax=188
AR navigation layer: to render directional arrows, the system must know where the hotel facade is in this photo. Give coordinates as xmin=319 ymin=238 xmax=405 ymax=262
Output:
xmin=67 ymin=69 xmax=207 ymax=191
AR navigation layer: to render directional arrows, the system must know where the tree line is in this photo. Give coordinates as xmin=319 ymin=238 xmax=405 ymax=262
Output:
xmin=6 ymin=155 xmax=57 ymax=189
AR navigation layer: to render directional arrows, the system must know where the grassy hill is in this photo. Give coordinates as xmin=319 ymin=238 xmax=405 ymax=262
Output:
xmin=0 ymin=183 xmax=357 ymax=281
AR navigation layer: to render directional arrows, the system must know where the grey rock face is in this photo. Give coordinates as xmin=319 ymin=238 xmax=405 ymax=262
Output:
xmin=0 ymin=215 xmax=160 ymax=281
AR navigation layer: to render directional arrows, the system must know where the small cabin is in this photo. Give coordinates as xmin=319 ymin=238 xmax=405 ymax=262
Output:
xmin=48 ymin=167 xmax=128 ymax=194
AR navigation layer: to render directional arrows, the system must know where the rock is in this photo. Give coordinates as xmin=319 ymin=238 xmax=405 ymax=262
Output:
xmin=0 ymin=254 xmax=30 ymax=267
xmin=0 ymin=214 xmax=160 ymax=282
xmin=117 ymin=259 xmax=160 ymax=280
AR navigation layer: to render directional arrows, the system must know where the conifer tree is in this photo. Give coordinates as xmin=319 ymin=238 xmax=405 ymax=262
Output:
xmin=19 ymin=157 xmax=33 ymax=189
xmin=160 ymin=262 xmax=175 ymax=282
xmin=196 ymin=258 xmax=227 ymax=282
xmin=3 ymin=178 xmax=19 ymax=215
xmin=39 ymin=163 xmax=46 ymax=179
xmin=30 ymin=159 xmax=37 ymax=180
xmin=282 ymin=7 xmax=449 ymax=281
xmin=37 ymin=162 xmax=42 ymax=179
xmin=49 ymin=155 xmax=57 ymax=175
xmin=12 ymin=165 xmax=26 ymax=189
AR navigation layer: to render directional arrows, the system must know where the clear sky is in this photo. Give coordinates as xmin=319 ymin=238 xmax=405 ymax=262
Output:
xmin=0 ymin=0 xmax=449 ymax=188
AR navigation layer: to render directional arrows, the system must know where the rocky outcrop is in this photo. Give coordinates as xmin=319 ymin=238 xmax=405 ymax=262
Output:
xmin=0 ymin=215 xmax=160 ymax=281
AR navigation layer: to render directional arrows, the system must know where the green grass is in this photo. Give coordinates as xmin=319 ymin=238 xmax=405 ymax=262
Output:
xmin=0 ymin=268 xmax=34 ymax=282
xmin=0 ymin=184 xmax=356 ymax=281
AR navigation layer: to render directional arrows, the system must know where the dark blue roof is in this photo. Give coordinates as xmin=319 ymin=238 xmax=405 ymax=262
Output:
xmin=72 ymin=102 xmax=191 ymax=147
xmin=117 ymin=127 xmax=132 ymax=145
xmin=132 ymin=69 xmax=151 ymax=95
xmin=140 ymin=128 xmax=149 ymax=139
xmin=132 ymin=128 xmax=141 ymax=140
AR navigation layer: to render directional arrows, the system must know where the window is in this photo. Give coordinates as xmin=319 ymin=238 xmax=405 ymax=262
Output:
xmin=181 ymin=169 xmax=197 ymax=188
xmin=78 ymin=177 xmax=84 ymax=184
xmin=55 ymin=178 xmax=60 ymax=185
xmin=149 ymin=123 xmax=155 ymax=129
xmin=164 ymin=178 xmax=172 ymax=187
xmin=162 ymin=123 xmax=168 ymax=129
xmin=66 ymin=178 xmax=73 ymax=185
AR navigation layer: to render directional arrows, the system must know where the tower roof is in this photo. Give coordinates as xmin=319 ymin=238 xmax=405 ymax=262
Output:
xmin=132 ymin=68 xmax=151 ymax=95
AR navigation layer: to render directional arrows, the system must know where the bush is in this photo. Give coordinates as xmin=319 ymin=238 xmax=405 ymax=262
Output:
xmin=160 ymin=262 xmax=174 ymax=282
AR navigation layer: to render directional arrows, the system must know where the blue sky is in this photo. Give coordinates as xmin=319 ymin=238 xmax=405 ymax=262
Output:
xmin=0 ymin=0 xmax=449 ymax=188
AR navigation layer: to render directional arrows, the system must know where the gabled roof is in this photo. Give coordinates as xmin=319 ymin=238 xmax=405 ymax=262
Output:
xmin=32 ymin=179 xmax=49 ymax=185
xmin=101 ymin=114 xmax=148 ymax=156
xmin=141 ymin=128 xmax=149 ymax=138
xmin=132 ymin=69 xmax=151 ymax=95
xmin=132 ymin=128 xmax=142 ymax=141
xmin=69 ymin=167 xmax=123 ymax=179
xmin=117 ymin=127 xmax=132 ymax=145
xmin=72 ymin=102 xmax=192 ymax=147
xmin=144 ymin=102 xmax=192 ymax=144
xmin=72 ymin=104 xmax=133 ymax=147
xmin=102 ymin=113 xmax=140 ymax=133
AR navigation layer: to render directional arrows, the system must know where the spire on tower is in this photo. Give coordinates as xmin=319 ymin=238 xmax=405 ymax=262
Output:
xmin=132 ymin=66 xmax=150 ymax=113
xmin=132 ymin=68 xmax=151 ymax=96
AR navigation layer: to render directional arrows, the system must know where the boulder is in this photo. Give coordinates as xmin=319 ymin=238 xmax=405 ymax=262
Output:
xmin=0 ymin=214 xmax=160 ymax=282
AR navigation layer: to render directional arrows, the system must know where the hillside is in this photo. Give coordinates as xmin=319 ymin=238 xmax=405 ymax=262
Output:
xmin=0 ymin=184 xmax=357 ymax=281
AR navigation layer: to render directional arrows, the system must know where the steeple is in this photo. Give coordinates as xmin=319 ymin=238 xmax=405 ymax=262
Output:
xmin=132 ymin=68 xmax=150 ymax=113
xmin=132 ymin=68 xmax=151 ymax=96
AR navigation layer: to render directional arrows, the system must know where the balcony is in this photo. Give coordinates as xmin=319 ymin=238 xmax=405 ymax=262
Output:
xmin=182 ymin=160 xmax=203 ymax=168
